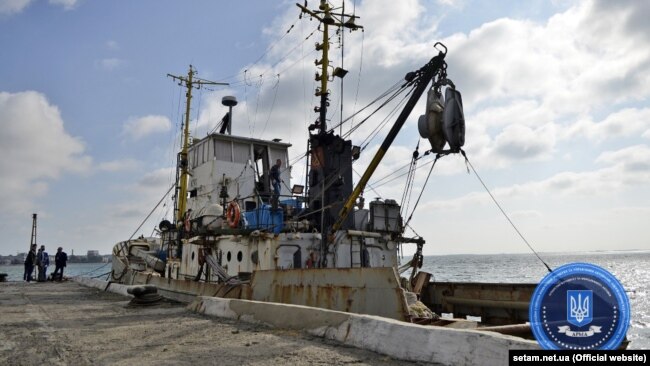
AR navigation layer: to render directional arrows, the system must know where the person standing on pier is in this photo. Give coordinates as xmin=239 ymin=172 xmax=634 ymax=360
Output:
xmin=23 ymin=244 xmax=37 ymax=282
xmin=36 ymin=245 xmax=49 ymax=282
xmin=53 ymin=247 xmax=67 ymax=281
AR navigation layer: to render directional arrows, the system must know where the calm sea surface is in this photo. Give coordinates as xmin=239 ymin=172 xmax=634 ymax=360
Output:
xmin=0 ymin=262 xmax=111 ymax=282
xmin=2 ymin=251 xmax=648 ymax=349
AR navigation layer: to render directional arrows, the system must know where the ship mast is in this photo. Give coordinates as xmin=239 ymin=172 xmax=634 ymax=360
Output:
xmin=297 ymin=1 xmax=361 ymax=133
xmin=167 ymin=66 xmax=228 ymax=226
xmin=29 ymin=213 xmax=37 ymax=250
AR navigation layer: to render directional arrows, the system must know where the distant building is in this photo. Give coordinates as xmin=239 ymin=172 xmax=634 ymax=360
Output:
xmin=87 ymin=250 xmax=100 ymax=257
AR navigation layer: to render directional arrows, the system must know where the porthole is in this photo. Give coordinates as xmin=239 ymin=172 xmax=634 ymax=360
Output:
xmin=191 ymin=251 xmax=195 ymax=261
xmin=237 ymin=251 xmax=243 ymax=262
xmin=227 ymin=251 xmax=232 ymax=262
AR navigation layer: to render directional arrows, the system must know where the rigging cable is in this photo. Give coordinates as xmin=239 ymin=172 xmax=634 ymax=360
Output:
xmin=350 ymin=30 xmax=365 ymax=134
xmin=194 ymin=87 xmax=203 ymax=133
xmin=301 ymin=15 xmax=310 ymax=133
xmin=251 ymin=74 xmax=264 ymax=135
xmin=460 ymin=149 xmax=553 ymax=273
xmin=211 ymin=16 xmax=301 ymax=85
xmin=127 ymin=183 xmax=176 ymax=243
xmin=244 ymin=70 xmax=253 ymax=136
xmin=357 ymin=85 xmax=415 ymax=150
xmin=260 ymin=74 xmax=281 ymax=137
xmin=249 ymin=17 xmax=299 ymax=69
xmin=371 ymin=152 xmax=436 ymax=189
xmin=329 ymin=77 xmax=404 ymax=134
xmin=230 ymin=27 xmax=319 ymax=89
xmin=341 ymin=80 xmax=410 ymax=140
xmin=403 ymin=153 xmax=442 ymax=229
xmin=400 ymin=142 xmax=419 ymax=218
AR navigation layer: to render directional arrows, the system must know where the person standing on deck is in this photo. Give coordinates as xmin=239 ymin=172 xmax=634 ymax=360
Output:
xmin=23 ymin=244 xmax=37 ymax=282
xmin=270 ymin=159 xmax=282 ymax=196
xmin=53 ymin=247 xmax=67 ymax=281
xmin=36 ymin=245 xmax=49 ymax=282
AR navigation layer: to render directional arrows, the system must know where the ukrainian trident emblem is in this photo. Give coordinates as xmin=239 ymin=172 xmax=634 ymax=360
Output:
xmin=567 ymin=290 xmax=593 ymax=326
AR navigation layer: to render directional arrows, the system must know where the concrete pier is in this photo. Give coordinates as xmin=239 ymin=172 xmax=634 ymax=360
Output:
xmin=0 ymin=281 xmax=422 ymax=366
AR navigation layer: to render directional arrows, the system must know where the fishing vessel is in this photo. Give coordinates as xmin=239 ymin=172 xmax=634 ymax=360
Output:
xmin=109 ymin=1 xmax=598 ymax=345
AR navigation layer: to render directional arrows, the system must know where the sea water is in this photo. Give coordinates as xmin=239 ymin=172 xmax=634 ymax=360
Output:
xmin=0 ymin=262 xmax=111 ymax=282
xmin=2 ymin=251 xmax=648 ymax=348
xmin=420 ymin=251 xmax=650 ymax=350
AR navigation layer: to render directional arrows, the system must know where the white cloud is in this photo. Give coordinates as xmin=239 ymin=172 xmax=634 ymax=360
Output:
xmin=595 ymin=145 xmax=650 ymax=183
xmin=229 ymin=0 xmax=650 ymax=180
xmin=443 ymin=0 xmax=650 ymax=114
xmin=436 ymin=0 xmax=463 ymax=6
xmin=0 ymin=91 xmax=91 ymax=214
xmin=96 ymin=58 xmax=124 ymax=71
xmin=510 ymin=210 xmax=543 ymax=220
xmin=0 ymin=0 xmax=79 ymax=15
xmin=48 ymin=0 xmax=78 ymax=10
xmin=136 ymin=167 xmax=175 ymax=191
xmin=97 ymin=159 xmax=140 ymax=172
xmin=122 ymin=115 xmax=171 ymax=140
xmin=0 ymin=0 xmax=32 ymax=15
xmin=106 ymin=40 xmax=120 ymax=50
xmin=106 ymin=167 xmax=175 ymax=221
xmin=568 ymin=108 xmax=650 ymax=142
xmin=493 ymin=123 xmax=557 ymax=161
xmin=422 ymin=143 xmax=650 ymax=213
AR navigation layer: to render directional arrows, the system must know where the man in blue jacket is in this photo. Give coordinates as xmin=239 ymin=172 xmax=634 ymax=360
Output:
xmin=36 ymin=245 xmax=49 ymax=282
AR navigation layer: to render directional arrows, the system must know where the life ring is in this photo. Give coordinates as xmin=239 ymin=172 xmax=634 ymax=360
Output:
xmin=226 ymin=201 xmax=241 ymax=228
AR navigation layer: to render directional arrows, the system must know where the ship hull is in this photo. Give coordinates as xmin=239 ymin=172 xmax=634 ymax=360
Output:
xmin=112 ymin=250 xmax=410 ymax=320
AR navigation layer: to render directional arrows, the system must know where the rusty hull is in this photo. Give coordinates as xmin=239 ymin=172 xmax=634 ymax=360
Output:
xmin=249 ymin=267 xmax=410 ymax=321
xmin=113 ymin=255 xmax=409 ymax=321
xmin=421 ymin=281 xmax=536 ymax=326
xmin=122 ymin=269 xmax=250 ymax=303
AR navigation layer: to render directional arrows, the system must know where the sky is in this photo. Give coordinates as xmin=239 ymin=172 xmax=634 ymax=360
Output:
xmin=1 ymin=0 xmax=649 ymax=257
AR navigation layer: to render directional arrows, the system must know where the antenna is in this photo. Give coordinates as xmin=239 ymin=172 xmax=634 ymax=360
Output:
xmin=221 ymin=96 xmax=238 ymax=135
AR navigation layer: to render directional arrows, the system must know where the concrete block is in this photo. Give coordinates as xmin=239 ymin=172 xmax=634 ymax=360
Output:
xmin=188 ymin=296 xmax=539 ymax=366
